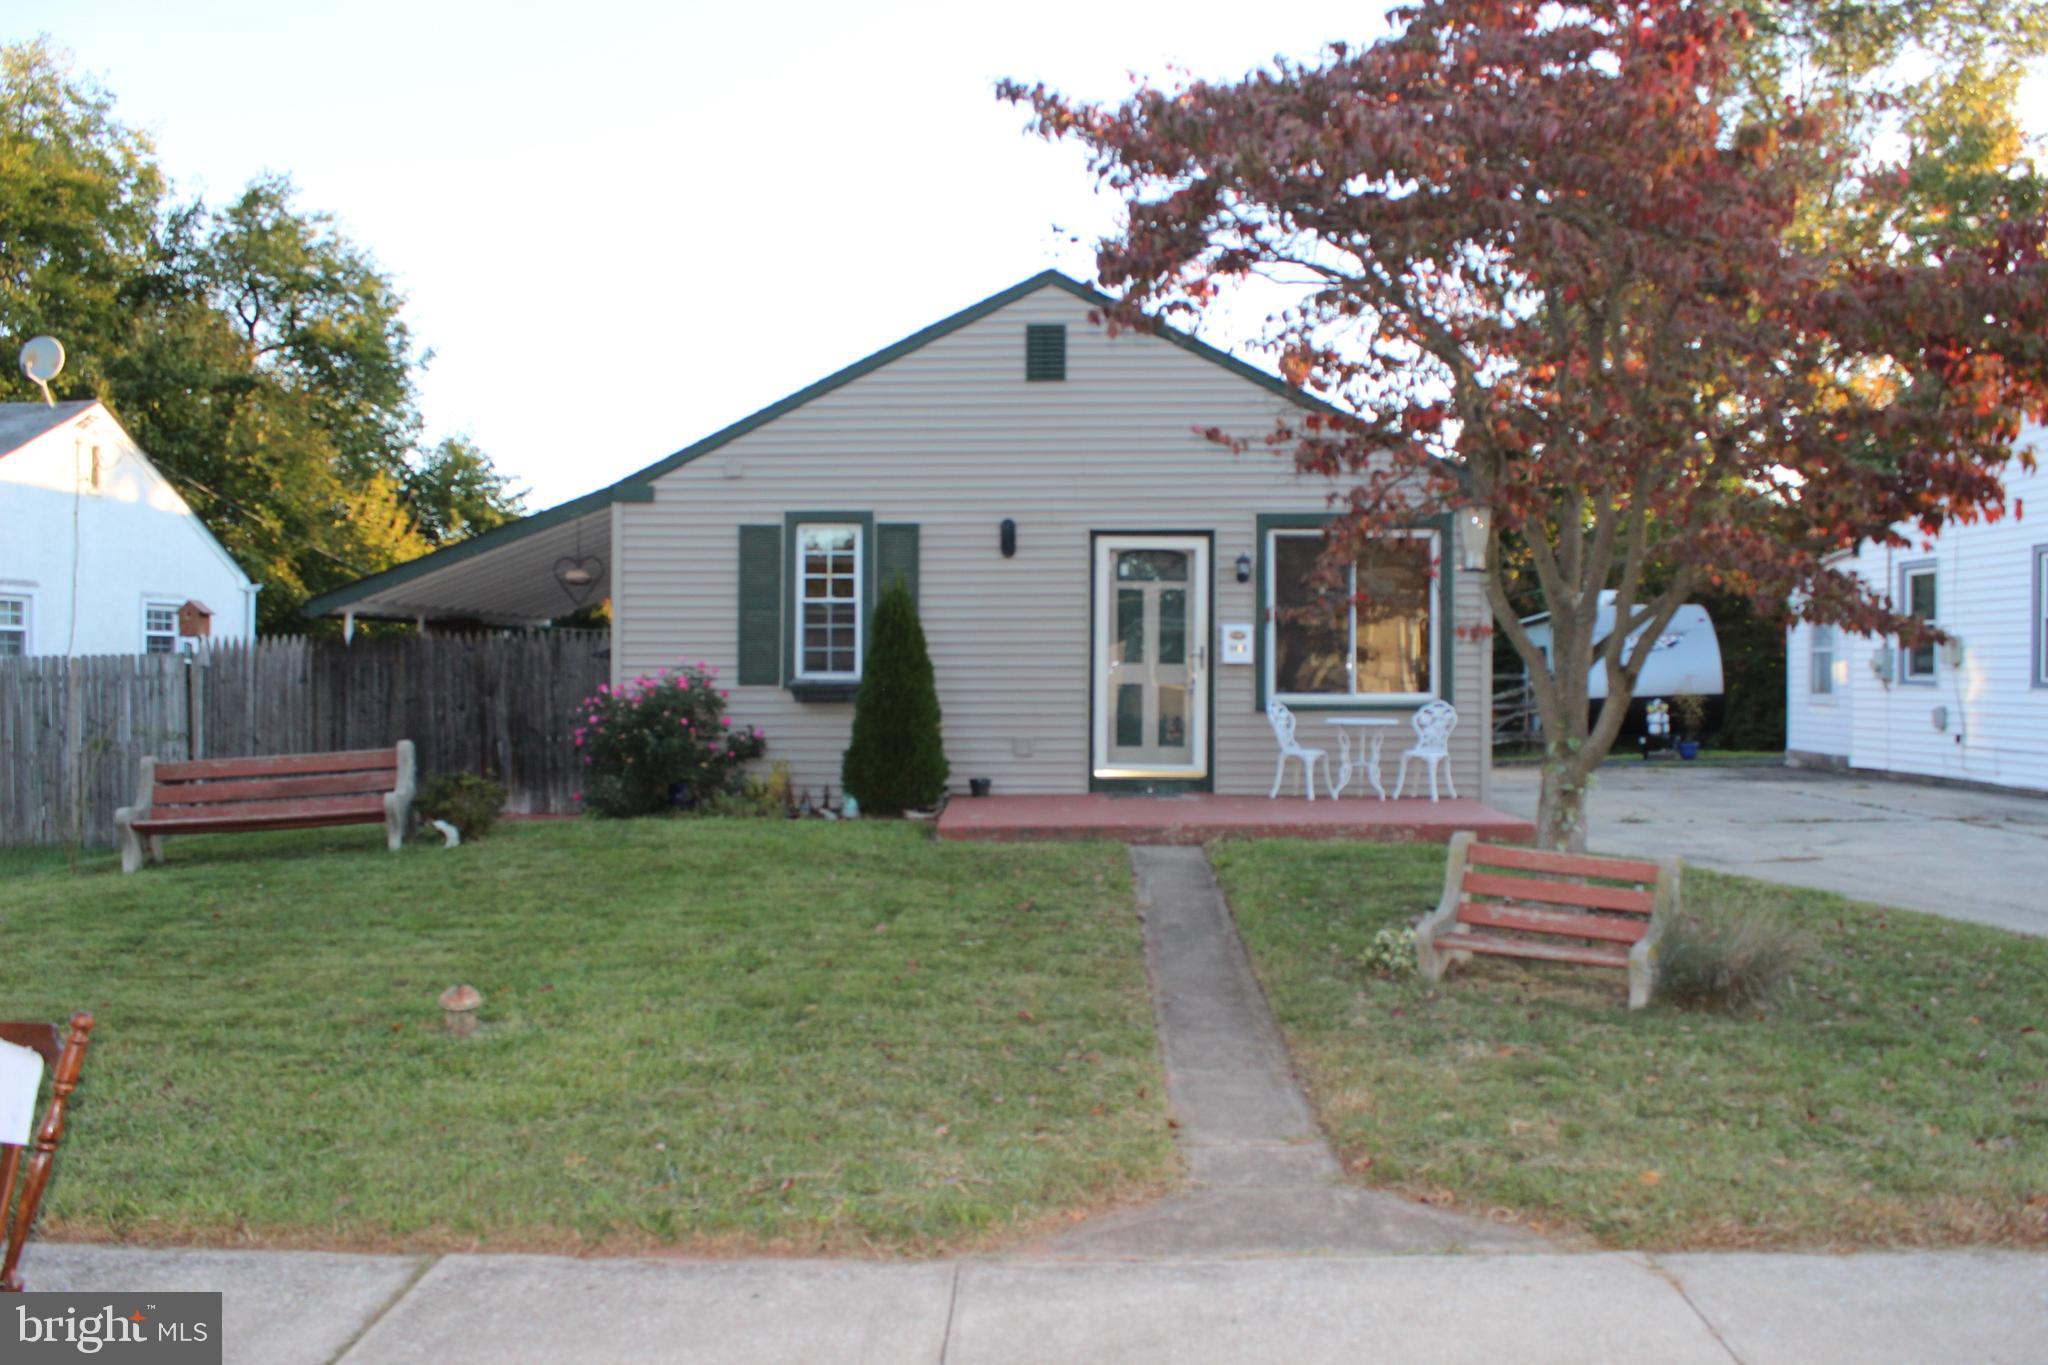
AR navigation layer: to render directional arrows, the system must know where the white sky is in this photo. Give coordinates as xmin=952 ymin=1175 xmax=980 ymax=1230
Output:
xmin=24 ymin=1 xmax=1385 ymax=506
xmin=19 ymin=2 xmax=2048 ymax=509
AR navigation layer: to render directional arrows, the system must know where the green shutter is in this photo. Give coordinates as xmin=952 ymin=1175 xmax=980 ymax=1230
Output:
xmin=877 ymin=523 xmax=920 ymax=604
xmin=1025 ymin=324 xmax=1067 ymax=382
xmin=737 ymin=525 xmax=782 ymax=684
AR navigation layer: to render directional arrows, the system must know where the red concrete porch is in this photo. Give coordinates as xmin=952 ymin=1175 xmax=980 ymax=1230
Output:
xmin=935 ymin=793 xmax=1535 ymax=844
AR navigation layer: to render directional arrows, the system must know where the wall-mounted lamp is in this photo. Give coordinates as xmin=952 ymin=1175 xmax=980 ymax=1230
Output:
xmin=1000 ymin=518 xmax=1018 ymax=558
xmin=1455 ymin=501 xmax=1492 ymax=572
xmin=1234 ymin=553 xmax=1252 ymax=584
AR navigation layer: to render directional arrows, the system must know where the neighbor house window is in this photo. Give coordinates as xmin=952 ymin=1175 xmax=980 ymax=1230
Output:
xmin=1900 ymin=563 xmax=1937 ymax=683
xmin=2035 ymin=545 xmax=2048 ymax=688
xmin=1267 ymin=528 xmax=1439 ymax=703
xmin=1809 ymin=624 xmax=1836 ymax=696
xmin=794 ymin=524 xmax=861 ymax=680
xmin=144 ymin=601 xmax=181 ymax=655
xmin=0 ymin=595 xmax=27 ymax=656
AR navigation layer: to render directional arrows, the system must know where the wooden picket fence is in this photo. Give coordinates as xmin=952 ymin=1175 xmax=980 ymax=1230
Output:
xmin=0 ymin=631 xmax=609 ymax=848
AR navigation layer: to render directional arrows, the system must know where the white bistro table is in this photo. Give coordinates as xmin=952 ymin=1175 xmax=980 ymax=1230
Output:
xmin=1325 ymin=717 xmax=1400 ymax=800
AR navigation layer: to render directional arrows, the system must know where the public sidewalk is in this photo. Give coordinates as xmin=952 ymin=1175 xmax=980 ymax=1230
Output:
xmin=26 ymin=1241 xmax=2048 ymax=1364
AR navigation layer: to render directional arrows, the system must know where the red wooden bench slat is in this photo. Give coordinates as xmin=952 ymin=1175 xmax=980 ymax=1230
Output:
xmin=1433 ymin=930 xmax=1632 ymax=969
xmin=155 ymin=749 xmax=400 ymax=783
xmin=1460 ymin=871 xmax=1656 ymax=915
xmin=132 ymin=795 xmax=386 ymax=830
xmin=153 ymin=771 xmax=398 ymax=807
xmin=1455 ymin=901 xmax=1650 ymax=944
xmin=1466 ymin=843 xmax=1662 ymax=884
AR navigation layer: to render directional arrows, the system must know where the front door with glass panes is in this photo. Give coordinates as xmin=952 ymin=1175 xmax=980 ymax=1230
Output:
xmin=1092 ymin=536 xmax=1209 ymax=782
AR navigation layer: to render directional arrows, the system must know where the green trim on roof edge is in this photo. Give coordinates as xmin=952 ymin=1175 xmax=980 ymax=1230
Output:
xmin=303 ymin=269 xmax=1344 ymax=619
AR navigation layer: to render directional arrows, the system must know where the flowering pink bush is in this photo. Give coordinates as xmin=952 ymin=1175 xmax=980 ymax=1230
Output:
xmin=574 ymin=664 xmax=767 ymax=818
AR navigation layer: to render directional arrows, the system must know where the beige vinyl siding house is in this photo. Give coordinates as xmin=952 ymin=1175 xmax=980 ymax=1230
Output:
xmin=607 ymin=272 xmax=1493 ymax=800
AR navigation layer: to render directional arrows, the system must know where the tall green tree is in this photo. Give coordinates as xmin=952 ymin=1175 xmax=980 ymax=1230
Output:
xmin=0 ymin=37 xmax=160 ymax=400
xmin=1 ymin=40 xmax=523 ymax=629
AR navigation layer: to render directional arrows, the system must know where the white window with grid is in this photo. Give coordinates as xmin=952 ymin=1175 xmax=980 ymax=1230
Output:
xmin=144 ymin=601 xmax=181 ymax=655
xmin=795 ymin=525 xmax=861 ymax=680
xmin=1900 ymin=564 xmax=1937 ymax=683
xmin=0 ymin=596 xmax=27 ymax=657
xmin=1809 ymin=624 xmax=1836 ymax=696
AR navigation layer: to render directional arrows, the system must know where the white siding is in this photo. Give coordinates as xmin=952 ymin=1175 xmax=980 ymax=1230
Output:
xmin=0 ymin=406 xmax=257 ymax=656
xmin=615 ymin=286 xmax=1491 ymax=799
xmin=1785 ymin=437 xmax=2048 ymax=792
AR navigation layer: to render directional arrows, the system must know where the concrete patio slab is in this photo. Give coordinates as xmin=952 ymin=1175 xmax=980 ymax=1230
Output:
xmin=947 ymin=1254 xmax=1732 ymax=1364
xmin=25 ymin=1243 xmax=427 ymax=1365
xmin=338 ymin=1255 xmax=955 ymax=1365
xmin=1658 ymin=1251 xmax=2048 ymax=1364
xmin=936 ymin=792 xmax=1534 ymax=843
xmin=1491 ymin=764 xmax=2048 ymax=935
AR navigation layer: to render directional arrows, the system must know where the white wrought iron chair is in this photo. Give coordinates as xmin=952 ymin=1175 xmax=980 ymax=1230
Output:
xmin=1393 ymin=700 xmax=1459 ymax=801
xmin=1265 ymin=699 xmax=1330 ymax=800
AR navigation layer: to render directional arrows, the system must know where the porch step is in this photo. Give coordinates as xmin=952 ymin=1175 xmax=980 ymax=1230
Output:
xmin=1433 ymin=931 xmax=1632 ymax=970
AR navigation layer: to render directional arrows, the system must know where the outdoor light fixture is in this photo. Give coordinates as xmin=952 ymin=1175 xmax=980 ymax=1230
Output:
xmin=1235 ymin=553 xmax=1252 ymax=583
xmin=1000 ymin=518 xmax=1018 ymax=558
xmin=1455 ymin=501 xmax=1492 ymax=572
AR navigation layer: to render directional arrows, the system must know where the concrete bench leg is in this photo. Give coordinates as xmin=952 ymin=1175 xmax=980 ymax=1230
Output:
xmin=117 ymin=819 xmax=145 ymax=875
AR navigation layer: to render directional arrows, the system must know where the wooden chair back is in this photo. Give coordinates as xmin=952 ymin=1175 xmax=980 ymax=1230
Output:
xmin=0 ymin=1012 xmax=94 ymax=1292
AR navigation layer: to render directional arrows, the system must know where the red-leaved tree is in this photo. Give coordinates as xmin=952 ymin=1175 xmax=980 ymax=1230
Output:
xmin=1002 ymin=0 xmax=2047 ymax=848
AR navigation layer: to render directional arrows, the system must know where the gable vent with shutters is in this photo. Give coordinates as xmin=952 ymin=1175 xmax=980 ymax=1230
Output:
xmin=1025 ymin=324 xmax=1067 ymax=382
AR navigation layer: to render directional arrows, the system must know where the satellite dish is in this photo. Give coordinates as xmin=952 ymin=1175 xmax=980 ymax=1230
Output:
xmin=19 ymin=336 xmax=65 ymax=406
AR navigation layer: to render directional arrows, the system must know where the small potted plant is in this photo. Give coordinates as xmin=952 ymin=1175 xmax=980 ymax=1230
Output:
xmin=1672 ymin=693 xmax=1706 ymax=760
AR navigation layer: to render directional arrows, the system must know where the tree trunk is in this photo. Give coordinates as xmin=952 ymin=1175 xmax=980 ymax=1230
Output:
xmin=1535 ymin=747 xmax=1595 ymax=852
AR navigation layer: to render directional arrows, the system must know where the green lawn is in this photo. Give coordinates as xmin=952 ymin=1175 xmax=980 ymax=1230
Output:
xmin=0 ymin=822 xmax=1173 ymax=1255
xmin=1210 ymin=840 xmax=2048 ymax=1250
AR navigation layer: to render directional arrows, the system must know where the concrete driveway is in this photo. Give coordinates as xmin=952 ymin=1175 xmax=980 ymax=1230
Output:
xmin=1488 ymin=763 xmax=2048 ymax=938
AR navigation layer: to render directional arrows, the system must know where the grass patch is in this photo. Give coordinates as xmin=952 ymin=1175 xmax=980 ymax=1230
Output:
xmin=0 ymin=822 xmax=1172 ymax=1255
xmin=1209 ymin=840 xmax=2048 ymax=1250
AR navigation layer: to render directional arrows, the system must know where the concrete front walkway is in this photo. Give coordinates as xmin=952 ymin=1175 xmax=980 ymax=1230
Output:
xmin=1031 ymin=845 xmax=1537 ymax=1256
xmin=1491 ymin=763 xmax=2048 ymax=937
xmin=26 ymin=1242 xmax=2048 ymax=1364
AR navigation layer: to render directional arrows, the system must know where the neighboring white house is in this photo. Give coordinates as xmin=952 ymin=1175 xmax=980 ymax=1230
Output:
xmin=1786 ymin=426 xmax=2047 ymax=794
xmin=0 ymin=400 xmax=258 ymax=657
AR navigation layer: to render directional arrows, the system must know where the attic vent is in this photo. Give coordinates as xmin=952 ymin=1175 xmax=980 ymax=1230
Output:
xmin=1025 ymin=324 xmax=1067 ymax=382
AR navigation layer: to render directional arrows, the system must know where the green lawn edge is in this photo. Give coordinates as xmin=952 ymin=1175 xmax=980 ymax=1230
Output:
xmin=1209 ymin=839 xmax=2048 ymax=1251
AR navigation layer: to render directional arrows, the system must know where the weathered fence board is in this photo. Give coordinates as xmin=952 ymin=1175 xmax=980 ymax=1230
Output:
xmin=0 ymin=631 xmax=608 ymax=847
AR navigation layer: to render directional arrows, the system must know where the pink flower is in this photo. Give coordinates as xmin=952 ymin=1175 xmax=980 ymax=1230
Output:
xmin=582 ymin=756 xmax=592 ymax=765
xmin=695 ymin=660 xmax=706 ymax=671
xmin=574 ymin=734 xmax=584 ymax=747
xmin=751 ymin=727 xmax=762 ymax=739
xmin=719 ymin=716 xmax=730 ymax=728
xmin=572 ymin=792 xmax=582 ymax=802
xmin=708 ymin=665 xmax=719 ymax=676
xmin=719 ymin=690 xmax=729 ymax=700
xmin=598 ymin=684 xmax=610 ymax=695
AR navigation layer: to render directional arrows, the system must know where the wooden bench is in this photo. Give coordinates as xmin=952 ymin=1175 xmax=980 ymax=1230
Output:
xmin=1 ymin=1012 xmax=94 ymax=1292
xmin=1415 ymin=833 xmax=1680 ymax=1009
xmin=115 ymin=742 xmax=416 ymax=874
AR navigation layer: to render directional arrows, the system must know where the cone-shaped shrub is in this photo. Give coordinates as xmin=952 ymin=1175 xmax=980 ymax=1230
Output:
xmin=842 ymin=577 xmax=948 ymax=814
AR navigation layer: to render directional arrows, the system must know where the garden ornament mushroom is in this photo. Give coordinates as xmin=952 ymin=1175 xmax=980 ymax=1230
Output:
xmin=439 ymin=984 xmax=482 ymax=1037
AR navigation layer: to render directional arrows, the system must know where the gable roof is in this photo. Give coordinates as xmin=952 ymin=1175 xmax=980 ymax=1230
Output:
xmin=0 ymin=400 xmax=98 ymax=458
xmin=303 ymin=269 xmax=1342 ymax=619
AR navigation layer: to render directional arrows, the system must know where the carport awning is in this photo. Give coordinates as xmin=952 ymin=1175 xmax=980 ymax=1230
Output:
xmin=302 ymin=487 xmax=621 ymax=626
